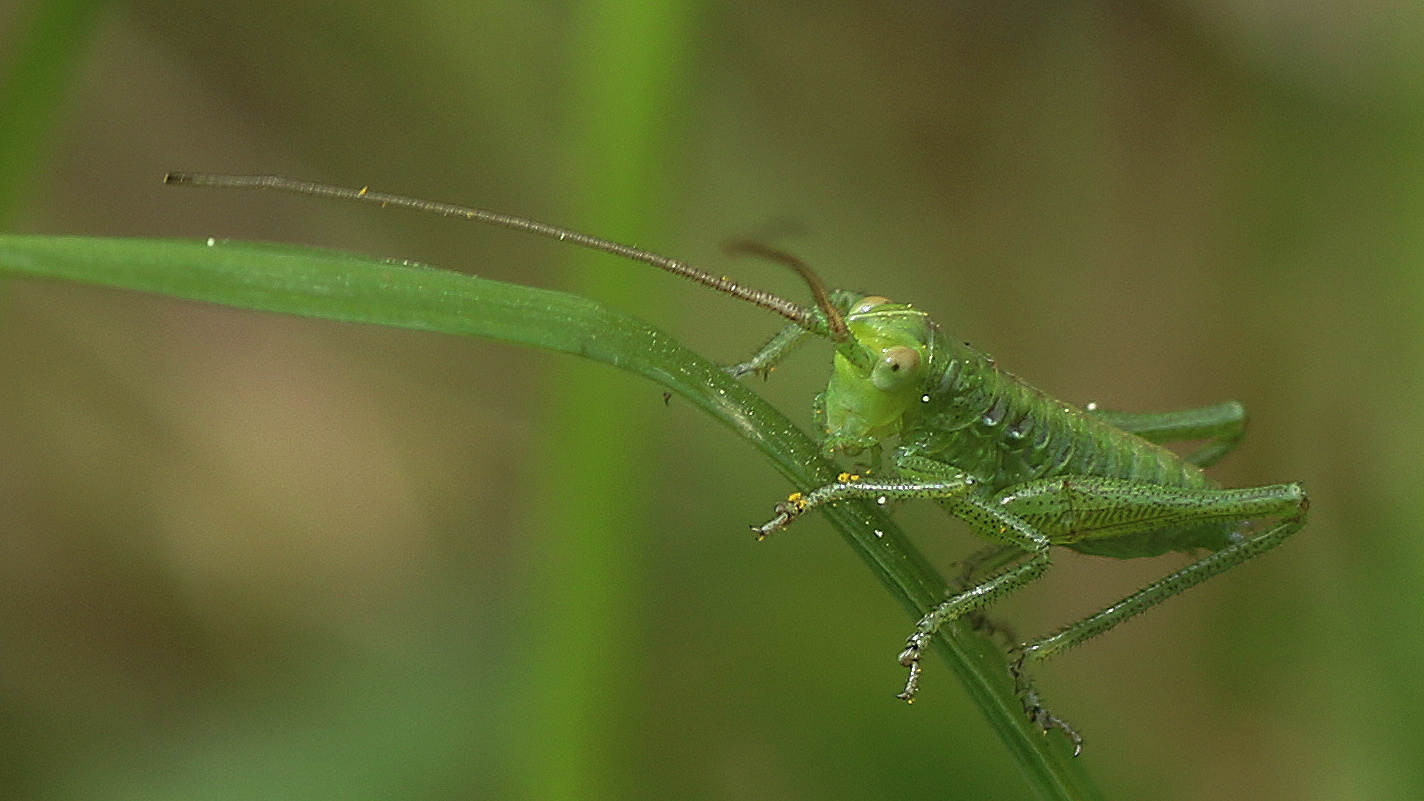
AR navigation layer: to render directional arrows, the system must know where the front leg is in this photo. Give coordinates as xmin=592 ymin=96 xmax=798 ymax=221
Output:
xmin=726 ymin=321 xmax=814 ymax=378
xmin=750 ymin=463 xmax=979 ymax=539
xmin=753 ymin=457 xmax=1059 ymax=715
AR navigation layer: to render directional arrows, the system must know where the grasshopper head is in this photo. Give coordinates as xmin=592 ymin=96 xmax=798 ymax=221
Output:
xmin=821 ymin=296 xmax=932 ymax=456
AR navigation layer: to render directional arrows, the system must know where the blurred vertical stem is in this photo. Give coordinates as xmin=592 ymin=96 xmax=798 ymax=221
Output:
xmin=519 ymin=1 xmax=700 ymax=799
xmin=0 ymin=0 xmax=108 ymax=226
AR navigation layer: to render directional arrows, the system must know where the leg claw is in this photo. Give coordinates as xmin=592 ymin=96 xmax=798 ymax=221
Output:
xmin=752 ymin=499 xmax=805 ymax=540
xmin=1010 ymin=654 xmax=1084 ymax=756
xmin=895 ymin=636 xmax=929 ymax=701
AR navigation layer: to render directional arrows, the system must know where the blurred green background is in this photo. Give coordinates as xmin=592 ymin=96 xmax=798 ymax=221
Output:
xmin=1 ymin=1 xmax=1419 ymax=799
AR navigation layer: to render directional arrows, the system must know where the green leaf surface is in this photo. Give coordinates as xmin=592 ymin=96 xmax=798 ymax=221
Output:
xmin=0 ymin=234 xmax=1102 ymax=800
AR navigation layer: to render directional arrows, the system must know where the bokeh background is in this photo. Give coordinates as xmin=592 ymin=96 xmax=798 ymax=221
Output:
xmin=1 ymin=1 xmax=1419 ymax=799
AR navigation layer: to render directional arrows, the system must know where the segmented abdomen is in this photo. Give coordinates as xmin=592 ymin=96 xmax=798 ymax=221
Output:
xmin=907 ymin=341 xmax=1211 ymax=497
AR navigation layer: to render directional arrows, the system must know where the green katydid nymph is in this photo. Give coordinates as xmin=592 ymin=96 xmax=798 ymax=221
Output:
xmin=165 ymin=173 xmax=1309 ymax=755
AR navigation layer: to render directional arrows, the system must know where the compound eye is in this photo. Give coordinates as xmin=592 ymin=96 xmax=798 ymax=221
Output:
xmin=871 ymin=345 xmax=921 ymax=390
xmin=850 ymin=296 xmax=892 ymax=316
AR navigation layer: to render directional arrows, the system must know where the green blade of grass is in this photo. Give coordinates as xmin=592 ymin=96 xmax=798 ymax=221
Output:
xmin=0 ymin=0 xmax=108 ymax=225
xmin=531 ymin=0 xmax=701 ymax=794
xmin=0 ymin=234 xmax=1103 ymax=801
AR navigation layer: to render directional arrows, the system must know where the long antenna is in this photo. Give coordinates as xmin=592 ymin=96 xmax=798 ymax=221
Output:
xmin=164 ymin=172 xmax=826 ymax=332
xmin=722 ymin=240 xmax=849 ymax=342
